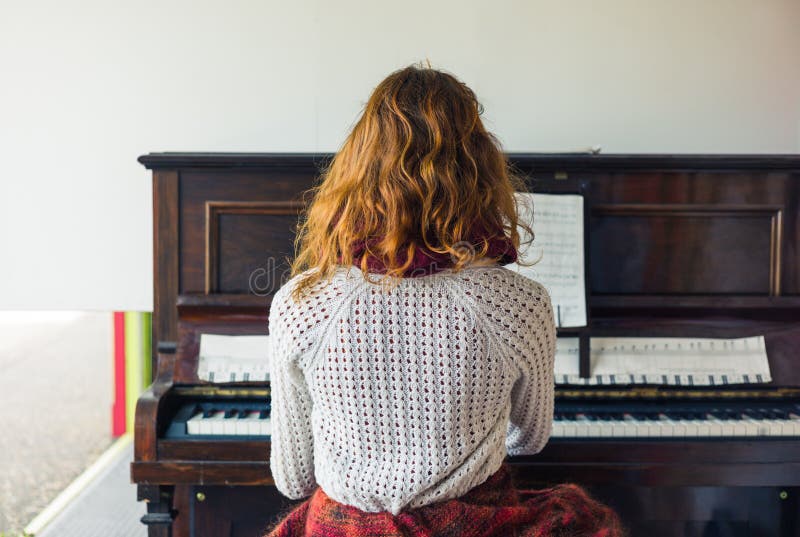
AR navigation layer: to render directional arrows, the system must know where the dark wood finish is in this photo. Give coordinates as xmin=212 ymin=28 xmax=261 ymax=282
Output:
xmin=205 ymin=201 xmax=304 ymax=294
xmin=152 ymin=171 xmax=180 ymax=375
xmin=138 ymin=484 xmax=175 ymax=537
xmin=135 ymin=153 xmax=800 ymax=537
xmin=189 ymin=485 xmax=298 ymax=537
xmin=591 ymin=204 xmax=783 ymax=295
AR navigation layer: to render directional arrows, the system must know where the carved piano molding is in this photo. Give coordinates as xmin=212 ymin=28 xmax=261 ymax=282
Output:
xmin=591 ymin=204 xmax=783 ymax=296
xmin=204 ymin=201 xmax=305 ymax=295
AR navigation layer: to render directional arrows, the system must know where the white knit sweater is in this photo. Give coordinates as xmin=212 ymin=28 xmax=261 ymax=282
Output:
xmin=268 ymin=265 xmax=556 ymax=515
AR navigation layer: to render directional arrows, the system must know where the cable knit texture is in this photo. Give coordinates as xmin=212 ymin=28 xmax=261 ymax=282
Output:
xmin=268 ymin=265 xmax=556 ymax=515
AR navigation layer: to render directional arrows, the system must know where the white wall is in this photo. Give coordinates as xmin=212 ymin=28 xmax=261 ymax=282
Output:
xmin=1 ymin=0 xmax=798 ymax=311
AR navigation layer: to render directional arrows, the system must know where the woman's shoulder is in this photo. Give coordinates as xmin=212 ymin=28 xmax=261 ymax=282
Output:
xmin=271 ymin=267 xmax=355 ymax=314
xmin=451 ymin=265 xmax=551 ymax=303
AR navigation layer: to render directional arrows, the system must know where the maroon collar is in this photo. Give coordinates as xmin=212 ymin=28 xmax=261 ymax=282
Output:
xmin=351 ymin=227 xmax=517 ymax=277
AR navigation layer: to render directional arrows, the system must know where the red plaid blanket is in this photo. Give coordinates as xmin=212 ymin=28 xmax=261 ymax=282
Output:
xmin=265 ymin=465 xmax=624 ymax=537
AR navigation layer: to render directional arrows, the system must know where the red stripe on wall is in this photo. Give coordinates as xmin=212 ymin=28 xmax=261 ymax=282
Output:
xmin=112 ymin=311 xmax=127 ymax=437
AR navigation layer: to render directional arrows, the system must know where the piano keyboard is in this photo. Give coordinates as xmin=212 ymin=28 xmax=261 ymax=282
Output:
xmin=186 ymin=407 xmax=272 ymax=436
xmin=163 ymin=400 xmax=272 ymax=439
xmin=165 ymin=399 xmax=799 ymax=442
xmin=551 ymin=402 xmax=800 ymax=438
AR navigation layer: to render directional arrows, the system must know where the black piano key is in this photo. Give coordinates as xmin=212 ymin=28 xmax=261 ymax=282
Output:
xmin=259 ymin=410 xmax=270 ymax=419
xmin=202 ymin=408 xmax=215 ymax=418
xmin=224 ymin=409 xmax=238 ymax=419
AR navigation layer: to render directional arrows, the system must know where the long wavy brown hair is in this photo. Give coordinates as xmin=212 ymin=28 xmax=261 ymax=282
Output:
xmin=290 ymin=64 xmax=530 ymax=300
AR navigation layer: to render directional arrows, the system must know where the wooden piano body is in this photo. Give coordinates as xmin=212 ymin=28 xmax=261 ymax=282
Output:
xmin=132 ymin=153 xmax=800 ymax=536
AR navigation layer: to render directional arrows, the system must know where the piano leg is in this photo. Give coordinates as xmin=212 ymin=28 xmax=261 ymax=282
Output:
xmin=139 ymin=484 xmax=176 ymax=537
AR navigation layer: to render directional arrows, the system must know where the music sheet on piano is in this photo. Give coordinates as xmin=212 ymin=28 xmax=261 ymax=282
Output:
xmin=505 ymin=193 xmax=587 ymax=328
xmin=554 ymin=336 xmax=771 ymax=386
xmin=198 ymin=334 xmax=270 ymax=382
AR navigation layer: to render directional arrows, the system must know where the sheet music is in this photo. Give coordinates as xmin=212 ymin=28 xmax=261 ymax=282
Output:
xmin=554 ymin=336 xmax=771 ymax=386
xmin=506 ymin=193 xmax=587 ymax=328
xmin=198 ymin=334 xmax=270 ymax=383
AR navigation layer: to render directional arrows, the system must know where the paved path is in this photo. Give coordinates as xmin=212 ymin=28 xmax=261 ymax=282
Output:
xmin=37 ymin=441 xmax=144 ymax=537
xmin=0 ymin=312 xmax=113 ymax=534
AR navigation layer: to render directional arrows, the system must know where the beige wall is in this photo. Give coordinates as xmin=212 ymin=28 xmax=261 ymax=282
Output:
xmin=1 ymin=0 xmax=798 ymax=310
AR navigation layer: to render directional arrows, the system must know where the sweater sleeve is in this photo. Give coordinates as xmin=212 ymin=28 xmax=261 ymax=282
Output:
xmin=268 ymin=285 xmax=318 ymax=499
xmin=459 ymin=268 xmax=557 ymax=456
xmin=504 ymin=279 xmax=557 ymax=456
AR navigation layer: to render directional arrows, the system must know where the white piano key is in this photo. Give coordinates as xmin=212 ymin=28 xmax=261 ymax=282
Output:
xmin=259 ymin=418 xmax=272 ymax=436
xmin=561 ymin=422 xmax=578 ymax=437
xmin=694 ymin=420 xmax=711 ymax=437
xmin=247 ymin=411 xmax=263 ymax=435
xmin=186 ymin=411 xmax=204 ymax=435
xmin=680 ymin=419 xmax=700 ymax=437
xmin=708 ymin=417 xmax=734 ymax=436
xmin=222 ymin=412 xmax=239 ymax=435
xmin=738 ymin=417 xmax=760 ymax=437
xmin=662 ymin=415 xmax=686 ymax=437
xmin=617 ymin=418 xmax=638 ymax=437
xmin=572 ymin=416 xmax=591 ymax=437
xmin=234 ymin=414 xmax=252 ymax=435
xmin=551 ymin=422 xmax=565 ymax=437
xmin=702 ymin=416 xmax=723 ymax=436
xmin=729 ymin=419 xmax=748 ymax=437
xmin=788 ymin=414 xmax=800 ymax=436
xmin=765 ymin=419 xmax=789 ymax=436
xmin=208 ymin=410 xmax=227 ymax=435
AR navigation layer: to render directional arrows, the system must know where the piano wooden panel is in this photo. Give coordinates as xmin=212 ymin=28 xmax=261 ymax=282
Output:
xmin=591 ymin=204 xmax=781 ymax=295
xmin=178 ymin=167 xmax=320 ymax=294
xmin=135 ymin=153 xmax=800 ymax=537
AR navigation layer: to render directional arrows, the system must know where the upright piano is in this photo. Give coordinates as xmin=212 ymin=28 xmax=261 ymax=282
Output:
xmin=132 ymin=153 xmax=800 ymax=537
